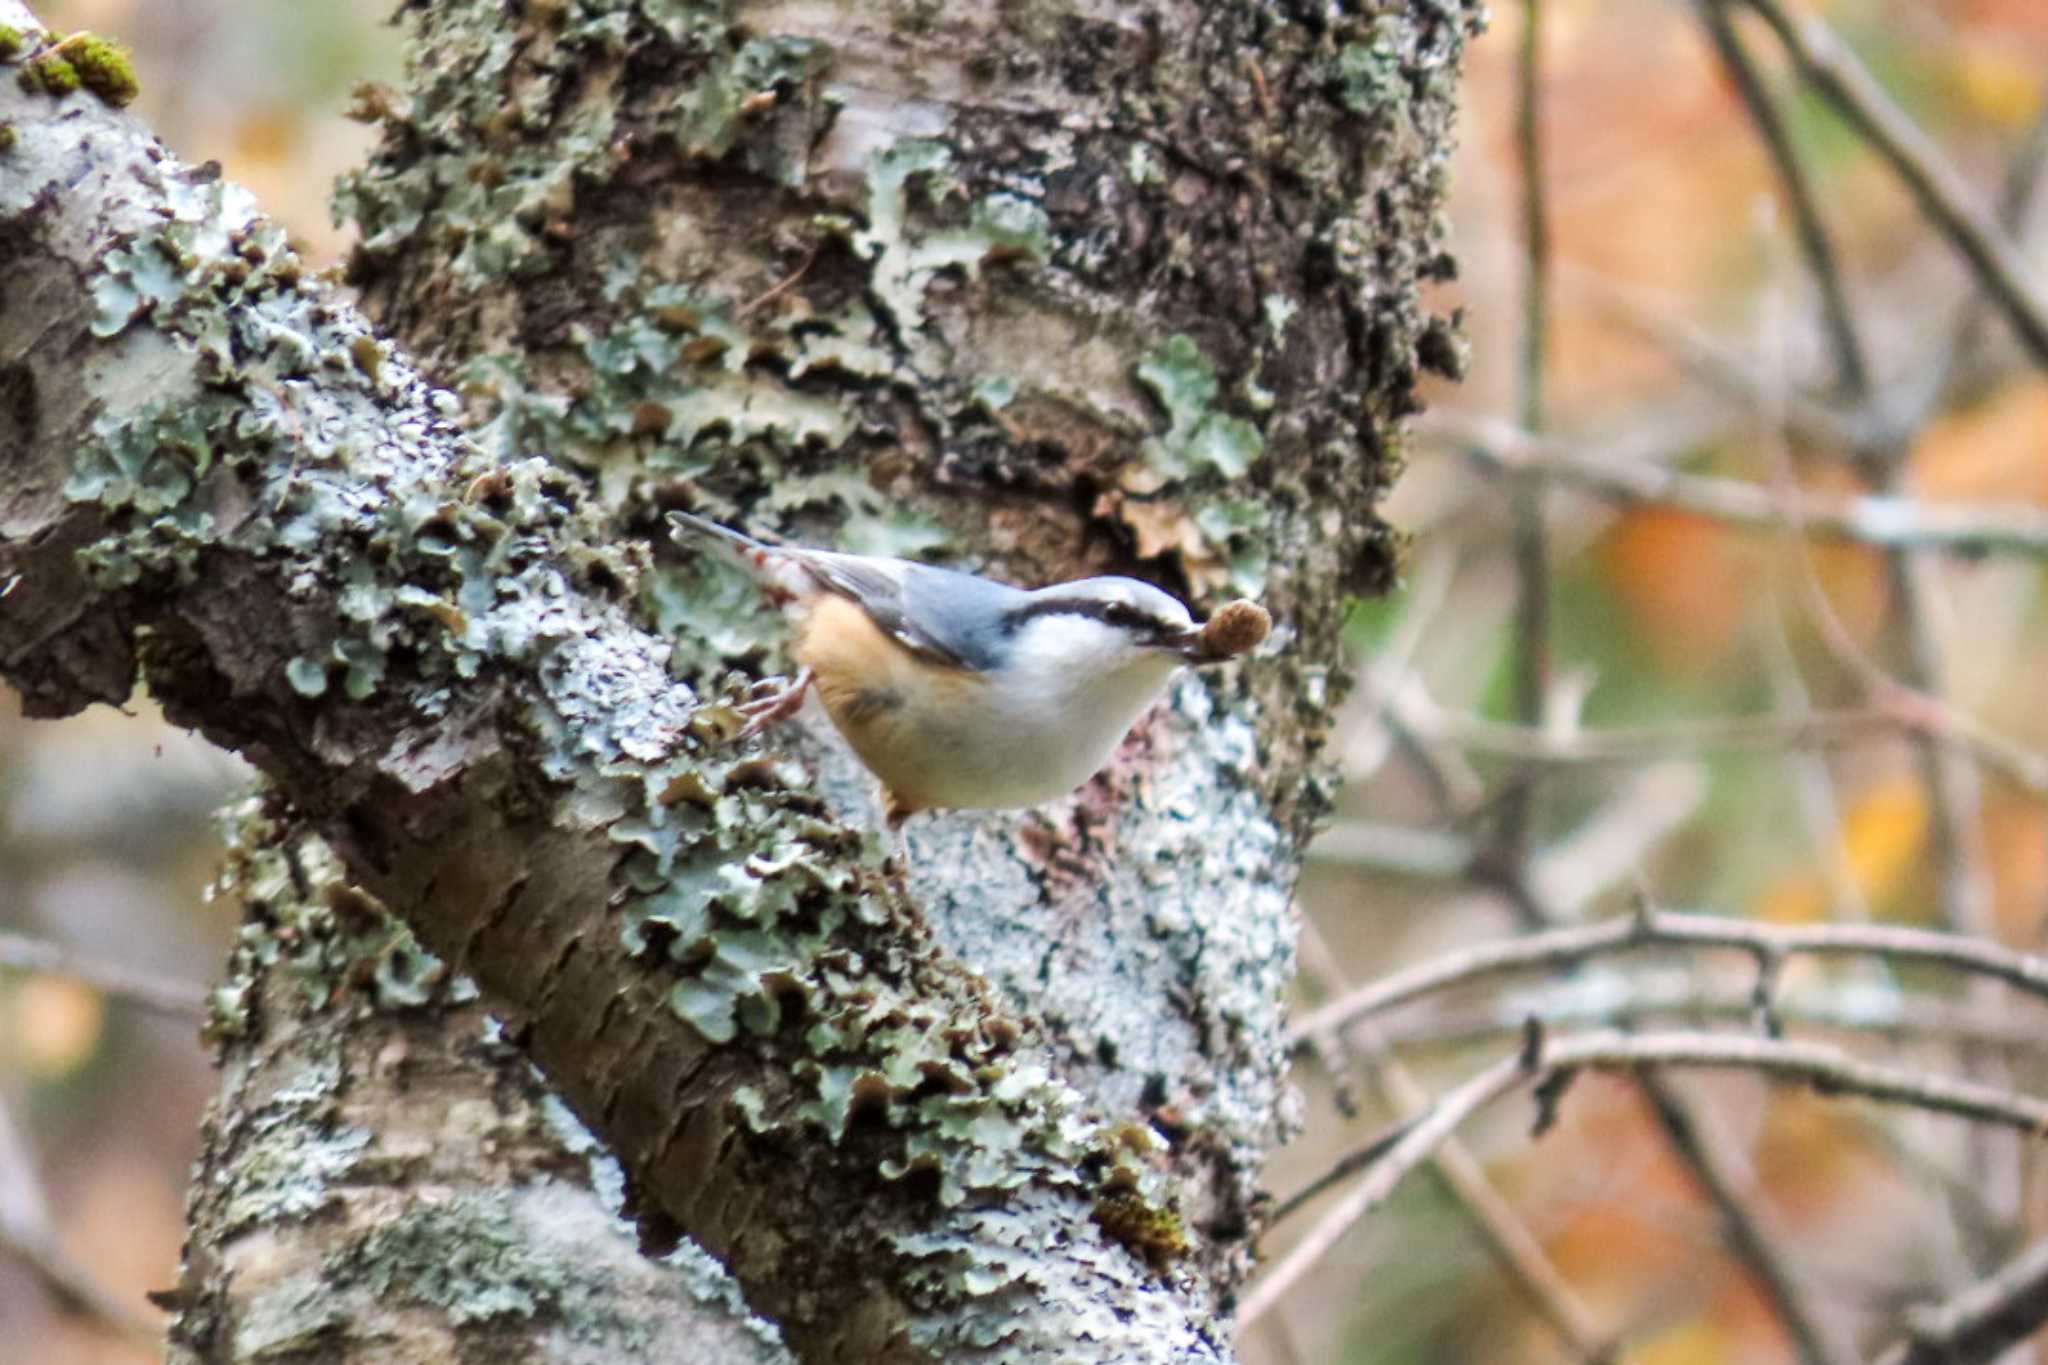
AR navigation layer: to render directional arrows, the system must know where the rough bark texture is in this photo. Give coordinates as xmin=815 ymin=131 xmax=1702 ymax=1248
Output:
xmin=0 ymin=0 xmax=1476 ymax=1360
xmin=169 ymin=799 xmax=792 ymax=1365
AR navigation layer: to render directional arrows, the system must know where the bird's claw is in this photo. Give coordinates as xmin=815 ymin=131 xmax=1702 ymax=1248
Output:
xmin=732 ymin=667 xmax=813 ymax=740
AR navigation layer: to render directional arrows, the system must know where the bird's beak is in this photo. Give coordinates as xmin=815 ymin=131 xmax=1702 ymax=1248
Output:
xmin=1166 ymin=627 xmax=1219 ymax=664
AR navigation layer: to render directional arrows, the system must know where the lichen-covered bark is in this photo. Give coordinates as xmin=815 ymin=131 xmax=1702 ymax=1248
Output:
xmin=169 ymin=799 xmax=792 ymax=1365
xmin=337 ymin=0 xmax=1474 ymax=1298
xmin=0 ymin=0 xmax=1476 ymax=1358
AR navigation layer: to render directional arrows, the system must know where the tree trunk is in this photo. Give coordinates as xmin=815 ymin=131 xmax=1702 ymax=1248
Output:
xmin=0 ymin=0 xmax=1476 ymax=1359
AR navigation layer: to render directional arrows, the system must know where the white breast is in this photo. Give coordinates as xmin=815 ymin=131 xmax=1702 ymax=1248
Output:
xmin=915 ymin=615 xmax=1183 ymax=810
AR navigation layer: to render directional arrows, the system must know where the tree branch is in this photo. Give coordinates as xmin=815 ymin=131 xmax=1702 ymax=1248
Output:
xmin=1874 ymin=1233 xmax=2048 ymax=1365
xmin=1246 ymin=1028 xmax=2048 ymax=1329
xmin=1427 ymin=409 xmax=2048 ymax=560
xmin=1736 ymin=0 xmax=2048 ymax=364
xmin=0 ymin=19 xmax=1224 ymax=1358
xmin=1292 ymin=907 xmax=2048 ymax=1045
xmin=0 ymin=931 xmax=207 ymax=1020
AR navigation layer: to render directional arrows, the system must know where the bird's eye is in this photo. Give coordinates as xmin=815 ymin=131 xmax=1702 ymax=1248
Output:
xmin=1105 ymin=603 xmax=1157 ymax=636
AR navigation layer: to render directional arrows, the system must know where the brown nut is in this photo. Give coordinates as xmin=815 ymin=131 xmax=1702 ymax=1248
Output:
xmin=1195 ymin=599 xmax=1270 ymax=660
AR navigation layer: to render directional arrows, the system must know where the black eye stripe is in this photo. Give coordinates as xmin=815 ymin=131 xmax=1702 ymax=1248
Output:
xmin=1007 ymin=597 xmax=1177 ymax=638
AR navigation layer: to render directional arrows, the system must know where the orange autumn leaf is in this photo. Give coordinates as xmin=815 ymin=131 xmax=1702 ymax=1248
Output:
xmin=1633 ymin=1317 xmax=1734 ymax=1365
xmin=1756 ymin=775 xmax=1928 ymax=924
xmin=1910 ymin=376 xmax=2048 ymax=506
xmin=1600 ymin=506 xmax=1753 ymax=673
xmin=7 ymin=976 xmax=106 ymax=1077
xmin=1983 ymin=795 xmax=2048 ymax=942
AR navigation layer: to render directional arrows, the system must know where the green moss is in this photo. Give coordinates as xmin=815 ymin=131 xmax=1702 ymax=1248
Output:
xmin=0 ymin=123 xmax=15 ymax=154
xmin=56 ymin=33 xmax=138 ymax=107
xmin=1092 ymin=1191 xmax=1188 ymax=1268
xmin=19 ymin=53 xmax=77 ymax=96
xmin=0 ymin=26 xmax=25 ymax=60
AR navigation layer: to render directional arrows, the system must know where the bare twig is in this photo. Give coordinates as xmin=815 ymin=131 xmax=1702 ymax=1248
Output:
xmin=1306 ymin=819 xmax=1475 ymax=878
xmin=1561 ymin=267 xmax=1855 ymax=447
xmin=1425 ymin=411 xmax=2048 ymax=560
xmin=1419 ymin=700 xmax=2048 ymax=800
xmin=1874 ymin=1232 xmax=2048 ymax=1365
xmin=1290 ymin=907 xmax=2048 ymax=1046
xmin=1369 ymin=970 xmax=2048 ymax=1058
xmin=0 ymin=1100 xmax=162 ymax=1348
xmin=1501 ymin=0 xmax=1554 ymax=874
xmin=1637 ymin=1073 xmax=1861 ymax=1365
xmin=733 ymin=241 xmax=821 ymax=318
xmin=1281 ymin=922 xmax=1611 ymax=1355
xmin=1246 ymin=1029 xmax=2048 ymax=1329
xmin=1918 ymin=103 xmax=2048 ymax=415
xmin=1696 ymin=0 xmax=1871 ymax=400
xmin=1735 ymin=0 xmax=2048 ymax=364
xmin=0 ymin=932 xmax=208 ymax=1020
xmin=1311 ymin=762 xmax=1704 ymax=911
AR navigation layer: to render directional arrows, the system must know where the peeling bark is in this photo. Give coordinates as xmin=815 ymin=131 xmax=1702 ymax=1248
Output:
xmin=0 ymin=0 xmax=1477 ymax=1360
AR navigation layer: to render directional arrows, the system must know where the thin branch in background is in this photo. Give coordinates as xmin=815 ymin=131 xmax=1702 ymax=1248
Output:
xmin=1369 ymin=971 xmax=2048 ymax=1059
xmin=1734 ymin=0 xmax=2048 ymax=365
xmin=1290 ymin=906 xmax=2048 ymax=1046
xmin=0 ymin=932 xmax=209 ymax=1020
xmin=1562 ymin=266 xmax=1855 ymax=448
xmin=1636 ymin=1072 xmax=1862 ymax=1365
xmin=1724 ymin=28 xmax=2032 ymax=1260
xmin=1873 ymin=1232 xmax=2048 ymax=1365
xmin=1331 ymin=693 xmax=1830 ymax=1364
xmin=1498 ymin=0 xmax=1553 ymax=879
xmin=1419 ymin=698 xmax=2048 ymax=801
xmin=1311 ymin=762 xmax=1705 ymax=920
xmin=1341 ymin=544 xmax=1459 ymax=784
xmin=1424 ymin=409 xmax=2048 ymax=561
xmin=1370 ymin=676 xmax=1837 ymax=1365
xmin=1696 ymin=0 xmax=1871 ymax=401
xmin=0 ymin=1099 xmax=161 ymax=1349
xmin=1919 ymin=103 xmax=2048 ymax=417
xmin=1279 ymin=922 xmax=1612 ymax=1357
xmin=1248 ymin=1029 xmax=2048 ymax=1330
xmin=1757 ymin=598 xmax=1871 ymax=923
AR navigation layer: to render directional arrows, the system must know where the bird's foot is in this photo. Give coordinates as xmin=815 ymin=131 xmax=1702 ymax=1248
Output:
xmin=734 ymin=666 xmax=813 ymax=739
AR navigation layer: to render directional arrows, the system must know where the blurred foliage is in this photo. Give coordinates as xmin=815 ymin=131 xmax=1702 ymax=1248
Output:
xmin=1264 ymin=0 xmax=2048 ymax=1361
xmin=0 ymin=4 xmax=397 ymax=1362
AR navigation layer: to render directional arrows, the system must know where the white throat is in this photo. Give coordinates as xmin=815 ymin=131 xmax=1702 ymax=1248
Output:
xmin=984 ymin=614 xmax=1183 ymax=799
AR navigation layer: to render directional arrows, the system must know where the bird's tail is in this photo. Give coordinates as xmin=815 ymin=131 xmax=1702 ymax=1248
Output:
xmin=667 ymin=510 xmax=768 ymax=556
xmin=667 ymin=511 xmax=811 ymax=602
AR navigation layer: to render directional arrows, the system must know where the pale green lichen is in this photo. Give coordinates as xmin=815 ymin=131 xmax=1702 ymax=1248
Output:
xmin=337 ymin=10 xmax=835 ymax=286
xmin=854 ymin=139 xmax=1052 ymax=340
xmin=1134 ymin=333 xmax=1266 ymax=480
xmin=207 ymin=803 xmax=463 ymax=1025
xmin=340 ymin=1196 xmax=558 ymax=1324
xmin=212 ymin=1049 xmax=376 ymax=1235
xmin=1334 ymin=29 xmax=1405 ymax=117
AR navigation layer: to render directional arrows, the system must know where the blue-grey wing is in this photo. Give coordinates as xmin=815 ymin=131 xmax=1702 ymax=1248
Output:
xmin=795 ymin=551 xmax=1022 ymax=673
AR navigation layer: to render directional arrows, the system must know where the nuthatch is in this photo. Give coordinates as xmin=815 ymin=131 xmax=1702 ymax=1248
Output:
xmin=668 ymin=512 xmax=1271 ymax=828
